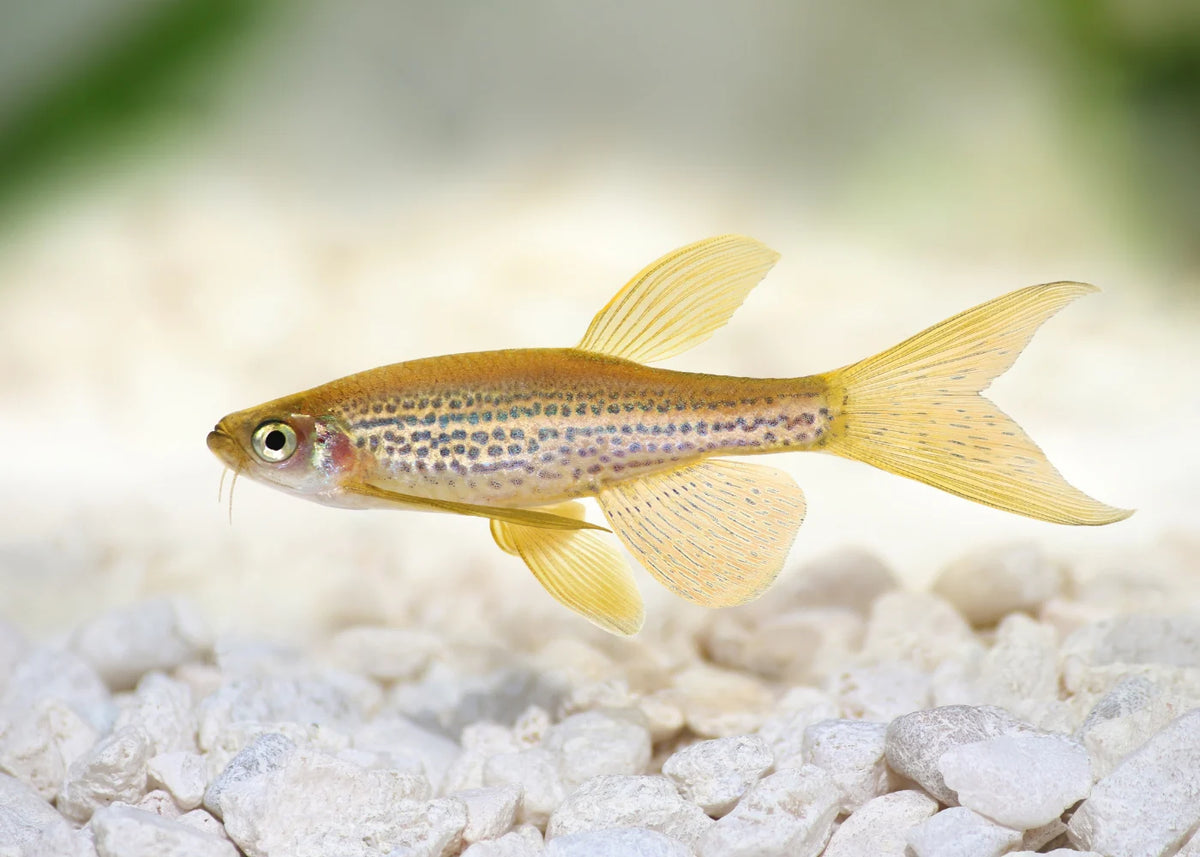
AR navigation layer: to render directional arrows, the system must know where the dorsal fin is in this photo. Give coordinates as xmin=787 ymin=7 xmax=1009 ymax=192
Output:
xmin=577 ymin=235 xmax=780 ymax=364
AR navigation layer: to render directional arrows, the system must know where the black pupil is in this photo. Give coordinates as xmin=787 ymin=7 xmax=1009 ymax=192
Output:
xmin=265 ymin=429 xmax=288 ymax=452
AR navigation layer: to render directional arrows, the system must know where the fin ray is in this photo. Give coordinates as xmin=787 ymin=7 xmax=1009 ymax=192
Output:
xmin=820 ymin=282 xmax=1131 ymax=525
xmin=345 ymin=483 xmax=608 ymax=531
xmin=597 ymin=459 xmax=805 ymax=607
xmin=490 ymin=507 xmax=644 ymax=635
xmin=577 ymin=235 xmax=780 ymax=363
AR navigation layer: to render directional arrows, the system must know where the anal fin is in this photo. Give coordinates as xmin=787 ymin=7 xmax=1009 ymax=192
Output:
xmin=490 ymin=502 xmax=644 ymax=635
xmin=597 ymin=459 xmax=805 ymax=607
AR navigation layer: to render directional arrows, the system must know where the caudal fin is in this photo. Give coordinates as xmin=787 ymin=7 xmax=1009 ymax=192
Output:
xmin=819 ymin=282 xmax=1131 ymax=525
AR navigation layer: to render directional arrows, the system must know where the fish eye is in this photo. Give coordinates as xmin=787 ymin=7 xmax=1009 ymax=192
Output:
xmin=251 ymin=421 xmax=298 ymax=463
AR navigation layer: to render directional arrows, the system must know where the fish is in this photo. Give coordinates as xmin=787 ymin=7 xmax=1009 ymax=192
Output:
xmin=207 ymin=235 xmax=1130 ymax=634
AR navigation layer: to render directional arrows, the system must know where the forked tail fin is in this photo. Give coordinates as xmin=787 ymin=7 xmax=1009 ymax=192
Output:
xmin=819 ymin=282 xmax=1131 ymax=525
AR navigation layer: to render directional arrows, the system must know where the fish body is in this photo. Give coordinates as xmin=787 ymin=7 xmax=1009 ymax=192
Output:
xmin=209 ymin=235 xmax=1129 ymax=634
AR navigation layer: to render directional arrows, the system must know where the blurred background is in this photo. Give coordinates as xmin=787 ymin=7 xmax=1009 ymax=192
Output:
xmin=1 ymin=0 xmax=1197 ymax=641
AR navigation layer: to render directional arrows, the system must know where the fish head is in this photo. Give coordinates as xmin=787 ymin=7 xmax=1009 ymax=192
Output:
xmin=207 ymin=398 xmax=362 ymax=501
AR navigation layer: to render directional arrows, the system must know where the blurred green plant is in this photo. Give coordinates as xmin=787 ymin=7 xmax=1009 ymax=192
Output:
xmin=0 ymin=0 xmax=278 ymax=220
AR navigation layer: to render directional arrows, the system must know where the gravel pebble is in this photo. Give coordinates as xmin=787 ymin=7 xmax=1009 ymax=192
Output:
xmin=543 ymin=710 xmax=651 ymax=790
xmin=544 ymin=827 xmax=689 ymax=856
xmin=0 ymin=696 xmax=98 ymax=800
xmin=932 ymin=543 xmax=1062 ymax=627
xmin=58 ymin=726 xmax=154 ymax=823
xmin=884 ymin=704 xmax=1039 ymax=804
xmin=0 ymin=772 xmax=90 ymax=857
xmin=905 ymin=807 xmax=1023 ymax=857
xmin=695 ymin=765 xmax=838 ymax=857
xmin=70 ymin=599 xmax=212 ymax=692
xmin=938 ymin=733 xmax=1091 ymax=829
xmin=660 ymin=734 xmax=773 ymax=816
xmin=823 ymin=790 xmax=939 ymax=857
xmin=461 ymin=825 xmax=545 ymax=856
xmin=90 ymin=805 xmax=237 ymax=857
xmin=800 ymin=719 xmax=888 ymax=812
xmin=484 ymin=748 xmax=565 ymax=829
xmin=1067 ymin=707 xmax=1200 ymax=857
xmin=454 ymin=784 xmax=522 ymax=844
xmin=147 ymin=751 xmax=208 ymax=811
xmin=546 ymin=775 xmax=712 ymax=845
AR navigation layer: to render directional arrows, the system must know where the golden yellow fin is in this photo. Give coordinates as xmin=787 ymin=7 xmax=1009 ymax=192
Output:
xmin=596 ymin=459 xmax=805 ymax=607
xmin=490 ymin=503 xmax=644 ymax=635
xmin=345 ymin=482 xmax=609 ymax=531
xmin=820 ymin=282 xmax=1132 ymax=525
xmin=577 ymin=235 xmax=780 ymax=364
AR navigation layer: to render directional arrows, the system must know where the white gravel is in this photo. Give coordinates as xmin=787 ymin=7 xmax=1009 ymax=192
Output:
xmin=3 ymin=545 xmax=1200 ymax=855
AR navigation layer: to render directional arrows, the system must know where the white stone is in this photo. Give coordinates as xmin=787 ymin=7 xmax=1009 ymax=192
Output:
xmin=0 ymin=696 xmax=98 ymax=800
xmin=756 ymin=687 xmax=839 ymax=768
xmin=443 ymin=723 xmax=520 ymax=794
xmin=636 ymin=692 xmax=685 ymax=743
xmin=147 ymin=752 xmax=207 ymax=811
xmin=1061 ymin=615 xmax=1200 ymax=697
xmin=905 ymin=807 xmax=1022 ymax=857
xmin=454 ymin=784 xmax=522 ymax=843
xmin=327 ymin=626 xmax=440 ymax=682
xmin=512 ymin=706 xmax=552 ymax=748
xmin=484 ymin=748 xmax=565 ymax=829
xmin=970 ymin=613 xmax=1060 ymax=720
xmin=829 ymin=662 xmax=932 ymax=721
xmin=695 ymin=765 xmax=838 ymax=857
xmin=938 ymin=733 xmax=1091 ymax=829
xmin=671 ymin=666 xmax=773 ymax=738
xmin=353 ymin=715 xmax=461 ymax=792
xmin=176 ymin=808 xmax=226 ymax=838
xmin=70 ymin=599 xmax=212 ymax=691
xmin=134 ymin=788 xmax=181 ymax=818
xmin=932 ymin=543 xmax=1062 ymax=627
xmin=1010 ymin=852 xmax=1103 ymax=857
xmin=703 ymin=607 xmax=865 ymax=683
xmin=884 ymin=705 xmax=1039 ymax=804
xmin=90 ymin=805 xmax=237 ymax=857
xmin=1074 ymin=674 xmax=1186 ymax=780
xmin=861 ymin=592 xmax=973 ymax=672
xmin=1178 ymin=827 xmax=1200 ymax=856
xmin=58 ymin=726 xmax=154 ymax=823
xmin=800 ymin=719 xmax=888 ymax=812
xmin=114 ymin=673 xmax=196 ymax=756
xmin=1 ymin=647 xmax=113 ymax=733
xmin=546 ymin=775 xmax=712 ymax=846
xmin=204 ymin=733 xmax=460 ymax=857
xmin=661 ymin=734 xmax=773 ymax=817
xmin=823 ymin=790 xmax=938 ymax=857
xmin=461 ymin=825 xmax=544 ymax=856
xmin=0 ymin=772 xmax=89 ymax=857
xmin=543 ymin=710 xmax=651 ymax=790
xmin=1068 ymin=708 xmax=1200 ymax=857
xmin=775 ymin=547 xmax=898 ymax=614
xmin=545 ymin=827 xmax=689 ymax=856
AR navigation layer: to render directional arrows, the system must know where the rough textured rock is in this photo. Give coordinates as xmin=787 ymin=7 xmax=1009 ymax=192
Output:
xmin=1067 ymin=708 xmax=1200 ymax=857
xmin=830 ymin=662 xmax=932 ymax=721
xmin=757 ymin=687 xmax=840 ymax=768
xmin=454 ymin=784 xmax=522 ymax=844
xmin=660 ymin=734 xmax=773 ymax=816
xmin=932 ymin=543 xmax=1062 ymax=627
xmin=823 ymin=790 xmax=938 ymax=857
xmin=544 ymin=827 xmax=689 ymax=856
xmin=905 ymin=807 xmax=1023 ymax=857
xmin=327 ymin=626 xmax=440 ymax=682
xmin=460 ymin=825 xmax=544 ymax=856
xmin=884 ymin=705 xmax=1039 ymax=804
xmin=703 ymin=607 xmax=865 ymax=684
xmin=543 ymin=710 xmax=651 ymax=790
xmin=90 ymin=805 xmax=238 ymax=857
xmin=0 ymin=696 xmax=98 ymax=800
xmin=352 ymin=715 xmax=462 ymax=792
xmin=861 ymin=592 xmax=974 ymax=672
xmin=0 ymin=647 xmax=113 ymax=733
xmin=695 ymin=765 xmax=838 ymax=857
xmin=800 ymin=719 xmax=888 ymax=812
xmin=671 ymin=666 xmax=773 ymax=738
xmin=204 ymin=733 xmax=456 ymax=857
xmin=484 ymin=748 xmax=565 ymax=829
xmin=0 ymin=772 xmax=90 ymax=857
xmin=147 ymin=752 xmax=208 ymax=811
xmin=114 ymin=673 xmax=197 ymax=757
xmin=70 ymin=599 xmax=213 ymax=692
xmin=969 ymin=613 xmax=1061 ymax=722
xmin=938 ymin=733 xmax=1091 ymax=829
xmin=58 ymin=726 xmax=154 ymax=823
xmin=546 ymin=775 xmax=712 ymax=846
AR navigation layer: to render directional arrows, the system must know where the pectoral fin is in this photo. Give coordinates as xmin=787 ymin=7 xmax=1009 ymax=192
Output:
xmin=596 ymin=459 xmax=805 ymax=607
xmin=577 ymin=235 xmax=780 ymax=364
xmin=344 ymin=482 xmax=609 ymax=531
xmin=490 ymin=502 xmax=644 ymax=635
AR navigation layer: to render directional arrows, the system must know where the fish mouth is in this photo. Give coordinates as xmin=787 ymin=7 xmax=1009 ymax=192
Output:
xmin=206 ymin=423 xmax=245 ymax=470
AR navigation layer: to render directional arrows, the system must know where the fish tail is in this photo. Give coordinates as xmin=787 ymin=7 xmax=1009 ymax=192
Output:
xmin=818 ymin=282 xmax=1131 ymax=525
